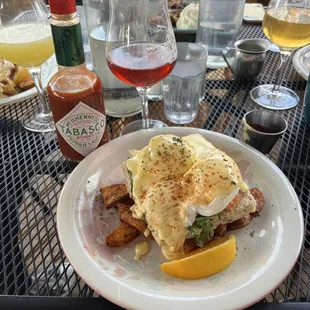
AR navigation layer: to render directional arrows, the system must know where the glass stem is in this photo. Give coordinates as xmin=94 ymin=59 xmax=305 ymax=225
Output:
xmin=136 ymin=87 xmax=150 ymax=130
xmin=272 ymin=51 xmax=291 ymax=93
xmin=29 ymin=67 xmax=50 ymax=115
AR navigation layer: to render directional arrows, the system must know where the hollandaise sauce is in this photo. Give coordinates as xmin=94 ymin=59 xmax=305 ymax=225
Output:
xmin=143 ymin=179 xmax=191 ymax=259
xmin=125 ymin=134 xmax=249 ymax=260
xmin=185 ymin=151 xmax=248 ymax=205
xmin=126 ymin=135 xmax=196 ymax=215
xmin=134 ymin=241 xmax=149 ymax=261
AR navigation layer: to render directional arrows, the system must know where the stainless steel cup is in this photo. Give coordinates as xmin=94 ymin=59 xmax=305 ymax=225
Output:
xmin=242 ymin=110 xmax=287 ymax=154
xmin=222 ymin=39 xmax=270 ymax=79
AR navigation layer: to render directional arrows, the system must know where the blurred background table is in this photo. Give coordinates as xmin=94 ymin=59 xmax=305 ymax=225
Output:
xmin=1 ymin=5 xmax=310 ymax=310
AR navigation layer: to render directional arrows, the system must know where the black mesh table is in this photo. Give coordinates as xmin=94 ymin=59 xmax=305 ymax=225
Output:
xmin=1 ymin=23 xmax=310 ymax=310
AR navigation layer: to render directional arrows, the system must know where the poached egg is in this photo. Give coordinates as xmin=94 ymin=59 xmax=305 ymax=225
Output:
xmin=124 ymin=134 xmax=248 ymax=259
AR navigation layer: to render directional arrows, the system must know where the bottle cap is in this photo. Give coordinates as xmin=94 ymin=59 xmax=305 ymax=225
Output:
xmin=49 ymin=0 xmax=76 ymax=15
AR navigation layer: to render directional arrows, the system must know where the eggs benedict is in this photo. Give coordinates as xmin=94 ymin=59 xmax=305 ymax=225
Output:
xmin=123 ymin=134 xmax=258 ymax=260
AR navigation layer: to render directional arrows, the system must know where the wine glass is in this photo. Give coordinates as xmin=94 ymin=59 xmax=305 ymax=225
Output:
xmin=106 ymin=0 xmax=177 ymax=134
xmin=0 ymin=0 xmax=55 ymax=132
xmin=251 ymin=0 xmax=310 ymax=110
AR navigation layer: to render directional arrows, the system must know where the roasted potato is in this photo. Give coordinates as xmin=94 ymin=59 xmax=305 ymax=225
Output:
xmin=105 ymin=222 xmax=140 ymax=247
xmin=117 ymin=202 xmax=147 ymax=233
xmin=227 ymin=214 xmax=252 ymax=231
xmin=118 ymin=196 xmax=135 ymax=207
xmin=250 ymin=188 xmax=265 ymax=215
xmin=183 ymin=239 xmax=198 ymax=253
xmin=100 ymin=184 xmax=129 ymax=209
xmin=1 ymin=81 xmax=16 ymax=96
xmin=19 ymin=80 xmax=35 ymax=91
xmin=214 ymin=224 xmax=227 ymax=237
xmin=13 ymin=66 xmax=32 ymax=86
xmin=0 ymin=58 xmax=34 ymax=97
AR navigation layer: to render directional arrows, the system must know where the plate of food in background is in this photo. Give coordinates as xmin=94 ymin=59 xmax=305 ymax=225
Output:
xmin=0 ymin=55 xmax=57 ymax=107
xmin=293 ymin=44 xmax=310 ymax=81
xmin=243 ymin=3 xmax=265 ymax=24
xmin=169 ymin=0 xmax=199 ymax=30
xmin=169 ymin=0 xmax=199 ymax=44
xmin=57 ymin=127 xmax=303 ymax=310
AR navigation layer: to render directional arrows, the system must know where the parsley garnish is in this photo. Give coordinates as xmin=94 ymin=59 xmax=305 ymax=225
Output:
xmin=172 ymin=137 xmax=183 ymax=144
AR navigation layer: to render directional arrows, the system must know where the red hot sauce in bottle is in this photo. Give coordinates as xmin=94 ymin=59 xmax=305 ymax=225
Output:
xmin=48 ymin=0 xmax=108 ymax=161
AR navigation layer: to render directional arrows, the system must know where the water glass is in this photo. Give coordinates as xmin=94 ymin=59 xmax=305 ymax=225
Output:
xmin=83 ymin=0 xmax=141 ymax=118
xmin=162 ymin=42 xmax=207 ymax=124
xmin=196 ymin=0 xmax=246 ymax=69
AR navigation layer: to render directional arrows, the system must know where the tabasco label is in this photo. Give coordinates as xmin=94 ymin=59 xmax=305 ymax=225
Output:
xmin=56 ymin=102 xmax=106 ymax=157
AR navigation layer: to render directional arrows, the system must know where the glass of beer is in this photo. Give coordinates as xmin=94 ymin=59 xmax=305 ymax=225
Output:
xmin=250 ymin=0 xmax=310 ymax=110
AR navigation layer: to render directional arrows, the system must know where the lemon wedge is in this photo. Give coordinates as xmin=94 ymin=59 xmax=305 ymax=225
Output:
xmin=161 ymin=235 xmax=236 ymax=279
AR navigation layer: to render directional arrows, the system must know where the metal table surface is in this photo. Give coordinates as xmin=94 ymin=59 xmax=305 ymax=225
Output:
xmin=1 ymin=22 xmax=310 ymax=309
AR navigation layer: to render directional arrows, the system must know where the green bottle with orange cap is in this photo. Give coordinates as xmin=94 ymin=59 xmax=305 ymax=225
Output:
xmin=47 ymin=0 xmax=108 ymax=161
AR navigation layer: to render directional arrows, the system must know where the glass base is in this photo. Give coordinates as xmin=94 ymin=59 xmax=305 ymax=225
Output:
xmin=106 ymin=105 xmax=142 ymax=118
xmin=250 ymin=84 xmax=299 ymax=110
xmin=22 ymin=108 xmax=55 ymax=133
xmin=207 ymin=55 xmax=228 ymax=69
xmin=120 ymin=119 xmax=167 ymax=136
xmin=269 ymin=43 xmax=280 ymax=53
xmin=105 ymin=97 xmax=142 ymax=118
xmin=165 ymin=111 xmax=198 ymax=125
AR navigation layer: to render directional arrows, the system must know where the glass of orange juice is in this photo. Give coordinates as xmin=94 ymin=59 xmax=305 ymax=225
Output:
xmin=0 ymin=0 xmax=55 ymax=132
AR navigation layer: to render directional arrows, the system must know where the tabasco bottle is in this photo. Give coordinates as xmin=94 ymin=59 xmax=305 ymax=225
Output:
xmin=47 ymin=0 xmax=108 ymax=161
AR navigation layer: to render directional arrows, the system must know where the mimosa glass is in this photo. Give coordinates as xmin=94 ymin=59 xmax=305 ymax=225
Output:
xmin=0 ymin=0 xmax=55 ymax=132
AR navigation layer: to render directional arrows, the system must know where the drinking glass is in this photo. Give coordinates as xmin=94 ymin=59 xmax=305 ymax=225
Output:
xmin=162 ymin=42 xmax=207 ymax=124
xmin=83 ymin=0 xmax=141 ymax=118
xmin=106 ymin=0 xmax=177 ymax=134
xmin=0 ymin=0 xmax=55 ymax=132
xmin=250 ymin=0 xmax=310 ymax=110
xmin=196 ymin=0 xmax=246 ymax=69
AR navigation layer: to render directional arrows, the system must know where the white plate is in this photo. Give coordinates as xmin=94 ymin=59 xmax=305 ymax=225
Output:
xmin=57 ymin=127 xmax=303 ymax=310
xmin=293 ymin=45 xmax=310 ymax=80
xmin=0 ymin=55 xmax=57 ymax=107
